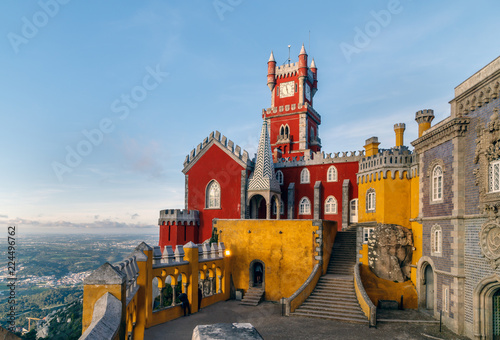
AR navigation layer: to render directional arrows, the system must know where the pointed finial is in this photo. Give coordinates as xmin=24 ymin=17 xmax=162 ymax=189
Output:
xmin=299 ymin=43 xmax=307 ymax=55
xmin=268 ymin=51 xmax=275 ymax=62
xmin=310 ymin=58 xmax=316 ymax=68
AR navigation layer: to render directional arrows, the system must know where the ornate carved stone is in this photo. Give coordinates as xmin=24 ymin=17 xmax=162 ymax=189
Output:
xmin=473 ymin=108 xmax=500 ymax=212
xmin=367 ymin=224 xmax=413 ymax=282
xmin=479 ymin=220 xmax=500 ymax=269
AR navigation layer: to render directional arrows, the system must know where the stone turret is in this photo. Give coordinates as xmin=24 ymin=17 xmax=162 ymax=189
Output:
xmin=415 ymin=109 xmax=435 ymax=137
xmin=394 ymin=123 xmax=406 ymax=147
xmin=364 ymin=137 xmax=380 ymax=157
xmin=267 ymin=51 xmax=276 ymax=91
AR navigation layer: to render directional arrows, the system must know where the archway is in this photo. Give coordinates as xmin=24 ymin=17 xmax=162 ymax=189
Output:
xmin=249 ymin=260 xmax=265 ymax=289
xmin=424 ymin=264 xmax=434 ymax=310
xmin=474 ymin=274 xmax=500 ymax=339
xmin=248 ymin=194 xmax=267 ymax=219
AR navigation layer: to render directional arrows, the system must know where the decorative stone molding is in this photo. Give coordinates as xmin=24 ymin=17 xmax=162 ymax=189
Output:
xmin=426 ymin=159 xmax=446 ymax=177
xmin=479 ymin=220 xmax=500 ymax=269
xmin=473 ymin=108 xmax=500 ymax=211
xmin=412 ymin=117 xmax=470 ymax=152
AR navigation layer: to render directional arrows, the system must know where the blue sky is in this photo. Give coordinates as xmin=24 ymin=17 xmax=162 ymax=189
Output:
xmin=0 ymin=0 xmax=499 ymax=235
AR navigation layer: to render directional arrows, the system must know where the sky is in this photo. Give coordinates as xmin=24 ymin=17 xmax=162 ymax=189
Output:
xmin=0 ymin=0 xmax=499 ymax=236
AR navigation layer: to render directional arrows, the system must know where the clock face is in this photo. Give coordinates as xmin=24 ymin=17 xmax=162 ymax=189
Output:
xmin=280 ymin=81 xmax=295 ymax=98
xmin=305 ymin=83 xmax=311 ymax=101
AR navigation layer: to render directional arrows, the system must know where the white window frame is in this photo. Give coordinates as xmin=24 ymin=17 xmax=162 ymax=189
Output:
xmin=489 ymin=159 xmax=500 ymax=193
xmin=276 ymin=170 xmax=284 ymax=185
xmin=206 ymin=180 xmax=221 ymax=209
xmin=443 ymin=286 xmax=449 ymax=313
xmin=432 ymin=165 xmax=443 ymax=202
xmin=327 ymin=165 xmax=338 ymax=182
xmin=363 ymin=227 xmax=375 ymax=243
xmin=300 ymin=168 xmax=310 ymax=184
xmin=431 ymin=224 xmax=442 ymax=257
xmin=299 ymin=197 xmax=311 ymax=215
xmin=324 ymin=196 xmax=337 ymax=214
xmin=366 ymin=189 xmax=376 ymax=212
xmin=350 ymin=199 xmax=358 ymax=223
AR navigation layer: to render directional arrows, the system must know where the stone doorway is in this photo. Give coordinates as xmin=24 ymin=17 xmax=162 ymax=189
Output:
xmin=249 ymin=260 xmax=265 ymax=289
xmin=424 ymin=265 xmax=434 ymax=310
xmin=494 ymin=289 xmax=500 ymax=339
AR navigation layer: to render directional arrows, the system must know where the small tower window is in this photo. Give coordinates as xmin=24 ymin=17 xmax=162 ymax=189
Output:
xmin=300 ymin=168 xmax=310 ymax=184
xmin=366 ymin=188 xmax=376 ymax=212
xmin=431 ymin=224 xmax=442 ymax=256
xmin=206 ymin=180 xmax=221 ymax=209
xmin=276 ymin=170 xmax=284 ymax=185
xmin=489 ymin=159 xmax=500 ymax=193
xmin=299 ymin=197 xmax=311 ymax=215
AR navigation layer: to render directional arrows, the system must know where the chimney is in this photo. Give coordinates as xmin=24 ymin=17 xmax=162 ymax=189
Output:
xmin=415 ymin=109 xmax=435 ymax=137
xmin=364 ymin=137 xmax=380 ymax=157
xmin=394 ymin=123 xmax=406 ymax=147
xmin=273 ymin=147 xmax=282 ymax=162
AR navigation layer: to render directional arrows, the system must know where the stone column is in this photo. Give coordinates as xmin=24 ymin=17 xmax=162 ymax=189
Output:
xmin=171 ymin=284 xmax=176 ymax=306
xmin=183 ymin=282 xmax=188 ymax=294
xmin=217 ymin=275 xmax=222 ymax=294
xmin=314 ymin=181 xmax=322 ymax=220
xmin=342 ymin=179 xmax=350 ymax=229
xmin=288 ymin=183 xmax=295 ymax=219
xmin=266 ymin=202 xmax=271 ymax=219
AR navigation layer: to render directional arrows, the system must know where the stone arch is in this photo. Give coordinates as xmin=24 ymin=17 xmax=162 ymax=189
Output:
xmin=416 ymin=256 xmax=437 ymax=312
xmin=473 ymin=274 xmax=500 ymax=339
xmin=248 ymin=193 xmax=267 ymax=219
xmin=249 ymin=259 xmax=265 ymax=290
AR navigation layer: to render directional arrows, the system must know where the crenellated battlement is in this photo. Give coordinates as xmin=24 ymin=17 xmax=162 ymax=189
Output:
xmin=183 ymin=130 xmax=253 ymax=170
xmin=275 ymin=62 xmax=299 ymax=77
xmin=415 ymin=109 xmax=435 ymax=122
xmin=158 ymin=209 xmax=199 ymax=226
xmin=274 ymin=149 xmax=364 ymax=168
xmin=357 ymin=147 xmax=418 ymax=182
xmin=263 ymin=102 xmax=321 ymax=120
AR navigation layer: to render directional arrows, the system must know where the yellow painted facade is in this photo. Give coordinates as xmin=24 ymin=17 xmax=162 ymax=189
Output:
xmin=216 ymin=219 xmax=336 ymax=302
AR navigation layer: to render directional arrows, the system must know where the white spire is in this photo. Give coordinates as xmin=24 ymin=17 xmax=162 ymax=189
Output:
xmin=310 ymin=58 xmax=316 ymax=68
xmin=268 ymin=51 xmax=275 ymax=62
xmin=299 ymin=43 xmax=307 ymax=55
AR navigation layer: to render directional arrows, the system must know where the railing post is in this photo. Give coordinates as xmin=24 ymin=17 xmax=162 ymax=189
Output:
xmin=171 ymin=284 xmax=177 ymax=306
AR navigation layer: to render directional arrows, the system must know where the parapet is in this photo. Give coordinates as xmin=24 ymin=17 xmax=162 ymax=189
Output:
xmin=415 ymin=109 xmax=435 ymax=123
xmin=274 ymin=149 xmax=364 ymax=168
xmin=357 ymin=147 xmax=418 ymax=182
xmin=183 ymin=131 xmax=253 ymax=171
xmin=158 ymin=209 xmax=200 ymax=226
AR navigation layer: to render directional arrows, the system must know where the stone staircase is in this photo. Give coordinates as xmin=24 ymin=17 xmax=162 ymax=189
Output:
xmin=240 ymin=287 xmax=265 ymax=306
xmin=291 ymin=229 xmax=368 ymax=324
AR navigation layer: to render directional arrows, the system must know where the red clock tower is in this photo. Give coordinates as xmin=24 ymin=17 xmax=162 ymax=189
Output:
xmin=263 ymin=45 xmax=320 ymax=160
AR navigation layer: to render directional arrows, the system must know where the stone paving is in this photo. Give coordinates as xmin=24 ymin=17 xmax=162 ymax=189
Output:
xmin=144 ymin=300 xmax=469 ymax=340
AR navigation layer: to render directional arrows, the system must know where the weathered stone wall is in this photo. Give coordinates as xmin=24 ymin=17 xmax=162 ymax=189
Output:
xmin=368 ymin=224 xmax=413 ymax=282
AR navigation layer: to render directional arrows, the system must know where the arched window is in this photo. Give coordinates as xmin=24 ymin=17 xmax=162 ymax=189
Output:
xmin=284 ymin=125 xmax=289 ymax=137
xmin=206 ymin=180 xmax=221 ymax=209
xmin=489 ymin=159 xmax=500 ymax=193
xmin=350 ymin=199 xmax=358 ymax=223
xmin=366 ymin=188 xmax=376 ymax=212
xmin=276 ymin=170 xmax=284 ymax=185
xmin=432 ymin=165 xmax=443 ymax=201
xmin=272 ymin=198 xmax=284 ymax=215
xmin=431 ymin=224 xmax=442 ymax=256
xmin=327 ymin=165 xmax=338 ymax=182
xmin=300 ymin=168 xmax=310 ymax=184
xmin=299 ymin=197 xmax=311 ymax=215
xmin=324 ymin=196 xmax=337 ymax=214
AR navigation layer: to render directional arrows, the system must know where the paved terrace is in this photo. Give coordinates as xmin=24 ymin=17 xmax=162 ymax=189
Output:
xmin=144 ymin=300 xmax=468 ymax=340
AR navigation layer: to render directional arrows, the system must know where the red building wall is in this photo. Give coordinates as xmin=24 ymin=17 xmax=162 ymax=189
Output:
xmin=186 ymin=144 xmax=245 ymax=242
xmin=275 ymin=161 xmax=359 ymax=230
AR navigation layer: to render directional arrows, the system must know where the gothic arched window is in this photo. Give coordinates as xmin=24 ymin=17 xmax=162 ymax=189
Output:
xmin=327 ymin=165 xmax=338 ymax=182
xmin=432 ymin=165 xmax=443 ymax=201
xmin=299 ymin=197 xmax=311 ymax=215
xmin=276 ymin=170 xmax=284 ymax=185
xmin=206 ymin=180 xmax=221 ymax=209
xmin=324 ymin=196 xmax=337 ymax=214
xmin=300 ymin=168 xmax=310 ymax=184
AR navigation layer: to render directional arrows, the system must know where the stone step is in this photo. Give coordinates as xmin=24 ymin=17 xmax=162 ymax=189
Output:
xmin=301 ymin=300 xmax=361 ymax=309
xmin=314 ymin=286 xmax=354 ymax=293
xmin=291 ymin=311 xmax=368 ymax=324
xmin=296 ymin=305 xmax=366 ymax=317
xmin=306 ymin=296 xmax=359 ymax=304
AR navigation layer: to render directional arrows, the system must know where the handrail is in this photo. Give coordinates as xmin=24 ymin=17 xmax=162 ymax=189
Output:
xmin=354 ymin=263 xmax=376 ymax=327
xmin=284 ymin=264 xmax=321 ymax=316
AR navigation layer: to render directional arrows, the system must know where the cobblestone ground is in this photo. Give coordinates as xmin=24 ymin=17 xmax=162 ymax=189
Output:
xmin=144 ymin=300 xmax=469 ymax=340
